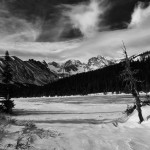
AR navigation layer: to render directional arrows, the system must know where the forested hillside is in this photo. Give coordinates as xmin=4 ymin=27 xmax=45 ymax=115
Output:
xmin=0 ymin=56 xmax=58 ymax=85
xmin=44 ymin=56 xmax=150 ymax=96
xmin=1 ymin=52 xmax=150 ymax=98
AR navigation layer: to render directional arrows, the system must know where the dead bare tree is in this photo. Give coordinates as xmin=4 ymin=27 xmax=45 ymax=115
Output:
xmin=121 ymin=42 xmax=144 ymax=123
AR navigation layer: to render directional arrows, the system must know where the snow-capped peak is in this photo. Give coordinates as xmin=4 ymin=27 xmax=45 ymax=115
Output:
xmin=48 ymin=55 xmax=115 ymax=77
xmin=87 ymin=55 xmax=115 ymax=70
xmin=48 ymin=61 xmax=61 ymax=68
xmin=64 ymin=59 xmax=82 ymax=67
xmin=132 ymin=51 xmax=150 ymax=62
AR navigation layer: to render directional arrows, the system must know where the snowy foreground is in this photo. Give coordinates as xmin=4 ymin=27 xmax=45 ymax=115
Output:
xmin=1 ymin=95 xmax=150 ymax=150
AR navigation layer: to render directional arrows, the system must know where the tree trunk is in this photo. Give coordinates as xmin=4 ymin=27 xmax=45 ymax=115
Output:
xmin=132 ymin=88 xmax=144 ymax=123
xmin=135 ymin=96 xmax=144 ymax=123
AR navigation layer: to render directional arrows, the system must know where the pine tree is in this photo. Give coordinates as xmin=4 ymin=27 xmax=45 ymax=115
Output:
xmin=2 ymin=51 xmax=14 ymax=113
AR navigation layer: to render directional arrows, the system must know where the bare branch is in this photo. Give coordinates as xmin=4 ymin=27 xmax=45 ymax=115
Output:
xmin=121 ymin=42 xmax=144 ymax=123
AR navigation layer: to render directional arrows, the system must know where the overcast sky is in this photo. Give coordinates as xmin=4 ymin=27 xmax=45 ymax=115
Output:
xmin=0 ymin=0 xmax=150 ymax=62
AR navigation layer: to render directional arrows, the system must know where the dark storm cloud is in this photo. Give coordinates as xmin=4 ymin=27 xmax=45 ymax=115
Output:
xmin=5 ymin=0 xmax=88 ymax=41
xmin=3 ymin=0 xmax=149 ymax=42
xmin=0 ymin=0 xmax=150 ymax=62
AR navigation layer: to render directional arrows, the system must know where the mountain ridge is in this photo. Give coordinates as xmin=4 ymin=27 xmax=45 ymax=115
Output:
xmin=0 ymin=50 xmax=150 ymax=86
xmin=0 ymin=56 xmax=58 ymax=85
xmin=48 ymin=55 xmax=116 ymax=77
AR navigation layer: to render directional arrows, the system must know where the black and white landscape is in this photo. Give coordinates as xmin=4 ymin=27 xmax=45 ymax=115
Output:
xmin=0 ymin=0 xmax=150 ymax=150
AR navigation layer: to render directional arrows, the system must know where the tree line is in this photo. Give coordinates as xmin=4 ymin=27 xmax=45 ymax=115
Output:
xmin=1 ymin=52 xmax=150 ymax=98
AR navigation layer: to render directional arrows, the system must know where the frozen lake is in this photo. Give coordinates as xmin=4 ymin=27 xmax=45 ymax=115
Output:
xmin=13 ymin=95 xmax=134 ymax=123
xmin=11 ymin=95 xmax=150 ymax=150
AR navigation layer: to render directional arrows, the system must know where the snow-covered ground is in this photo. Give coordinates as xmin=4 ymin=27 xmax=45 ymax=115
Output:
xmin=2 ymin=95 xmax=150 ymax=150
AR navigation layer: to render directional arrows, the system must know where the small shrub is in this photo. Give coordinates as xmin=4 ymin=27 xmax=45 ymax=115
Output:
xmin=22 ymin=122 xmax=37 ymax=134
xmin=141 ymin=94 xmax=150 ymax=106
xmin=25 ymin=122 xmax=37 ymax=129
xmin=142 ymin=100 xmax=150 ymax=106
xmin=124 ymin=104 xmax=136 ymax=116
xmin=1 ymin=100 xmax=15 ymax=114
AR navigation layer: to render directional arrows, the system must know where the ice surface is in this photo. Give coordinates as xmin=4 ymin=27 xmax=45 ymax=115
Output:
xmin=9 ymin=95 xmax=150 ymax=150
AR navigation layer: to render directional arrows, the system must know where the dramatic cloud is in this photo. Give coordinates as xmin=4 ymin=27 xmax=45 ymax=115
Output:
xmin=64 ymin=0 xmax=104 ymax=37
xmin=72 ymin=2 xmax=150 ymax=60
xmin=0 ymin=39 xmax=82 ymax=62
xmin=0 ymin=0 xmax=150 ymax=62
xmin=55 ymin=2 xmax=150 ymax=61
xmin=129 ymin=2 xmax=150 ymax=28
xmin=0 ymin=2 xmax=42 ymax=43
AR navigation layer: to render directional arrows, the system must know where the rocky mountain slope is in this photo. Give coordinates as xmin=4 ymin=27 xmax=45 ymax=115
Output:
xmin=87 ymin=55 xmax=115 ymax=70
xmin=0 ymin=56 xmax=58 ymax=85
xmin=48 ymin=55 xmax=116 ymax=77
xmin=48 ymin=60 xmax=88 ymax=77
xmin=48 ymin=51 xmax=150 ymax=77
xmin=131 ymin=51 xmax=150 ymax=62
xmin=0 ymin=51 xmax=149 ymax=86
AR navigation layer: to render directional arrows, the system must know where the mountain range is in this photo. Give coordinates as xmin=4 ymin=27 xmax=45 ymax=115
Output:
xmin=0 ymin=51 xmax=150 ymax=86
xmin=48 ymin=55 xmax=116 ymax=77
xmin=0 ymin=56 xmax=58 ymax=85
